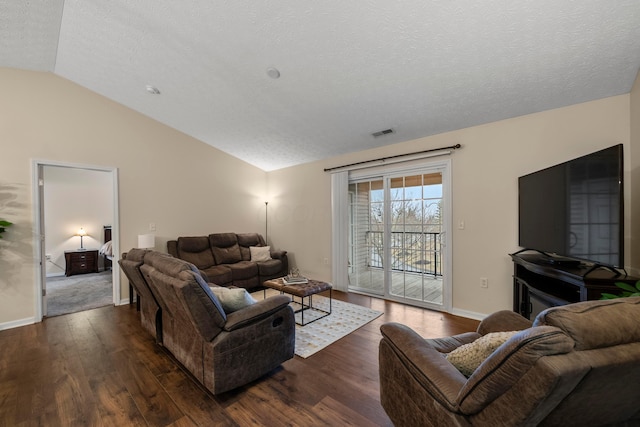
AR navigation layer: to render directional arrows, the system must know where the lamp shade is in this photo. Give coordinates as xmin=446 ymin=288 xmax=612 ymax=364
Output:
xmin=137 ymin=234 xmax=155 ymax=249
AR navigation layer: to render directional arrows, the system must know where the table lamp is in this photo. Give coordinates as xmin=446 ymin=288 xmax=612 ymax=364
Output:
xmin=76 ymin=227 xmax=87 ymax=250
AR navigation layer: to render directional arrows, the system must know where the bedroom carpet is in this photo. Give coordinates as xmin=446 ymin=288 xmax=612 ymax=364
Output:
xmin=254 ymin=289 xmax=383 ymax=358
xmin=46 ymin=271 xmax=113 ymax=317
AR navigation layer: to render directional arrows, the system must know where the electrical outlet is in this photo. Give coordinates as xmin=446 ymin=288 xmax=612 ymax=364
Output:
xmin=458 ymin=220 xmax=465 ymax=230
xmin=45 ymin=254 xmax=52 ymax=261
xmin=480 ymin=277 xmax=489 ymax=288
xmin=149 ymin=222 xmax=156 ymax=231
xmin=323 ymin=258 xmax=329 ymax=265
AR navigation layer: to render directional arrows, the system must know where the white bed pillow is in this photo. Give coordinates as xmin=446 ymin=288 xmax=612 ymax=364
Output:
xmin=99 ymin=241 xmax=113 ymax=256
xmin=250 ymin=246 xmax=272 ymax=262
xmin=209 ymin=286 xmax=257 ymax=313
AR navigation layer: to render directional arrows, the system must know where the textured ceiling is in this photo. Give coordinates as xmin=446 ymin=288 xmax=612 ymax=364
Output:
xmin=2 ymin=1 xmax=640 ymax=171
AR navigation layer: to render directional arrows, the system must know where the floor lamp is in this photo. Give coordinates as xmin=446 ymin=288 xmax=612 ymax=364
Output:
xmin=265 ymin=201 xmax=268 ymax=244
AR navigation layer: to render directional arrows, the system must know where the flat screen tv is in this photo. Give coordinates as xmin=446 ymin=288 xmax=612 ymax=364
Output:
xmin=518 ymin=144 xmax=624 ymax=268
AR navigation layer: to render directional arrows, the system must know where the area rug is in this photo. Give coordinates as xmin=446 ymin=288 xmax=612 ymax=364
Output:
xmin=255 ymin=289 xmax=383 ymax=358
xmin=46 ymin=271 xmax=113 ymax=317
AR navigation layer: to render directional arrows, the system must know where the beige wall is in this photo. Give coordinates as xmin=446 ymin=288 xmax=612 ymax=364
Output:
xmin=270 ymin=94 xmax=632 ymax=317
xmin=0 ymin=68 xmax=267 ymax=326
xmin=0 ymin=66 xmax=637 ymax=327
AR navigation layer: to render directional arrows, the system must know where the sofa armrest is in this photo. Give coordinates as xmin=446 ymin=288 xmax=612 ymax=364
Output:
xmin=167 ymin=240 xmax=178 ymax=257
xmin=380 ymin=322 xmax=467 ymax=410
xmin=223 ymin=295 xmax=292 ymax=331
xmin=426 ymin=332 xmax=481 ymax=353
xmin=477 ymin=310 xmax=532 ymax=336
xmin=270 ymin=249 xmax=287 ymax=260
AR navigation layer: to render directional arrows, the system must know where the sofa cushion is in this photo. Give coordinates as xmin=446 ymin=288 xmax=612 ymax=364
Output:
xmin=250 ymin=246 xmax=271 ymax=262
xmin=209 ymin=233 xmax=242 ymax=264
xmin=456 ymin=326 xmax=574 ymax=414
xmin=256 ymin=259 xmax=283 ymax=276
xmin=201 ymin=265 xmax=233 ymax=286
xmin=228 ymin=261 xmax=259 ymax=280
xmin=176 ymin=236 xmax=215 ymax=269
xmin=179 ymin=270 xmax=227 ymax=337
xmin=210 ymin=286 xmax=257 ymax=313
xmin=533 ymin=296 xmax=640 ymax=351
xmin=237 ymin=233 xmax=265 ymax=260
xmin=446 ymin=331 xmax=518 ymax=377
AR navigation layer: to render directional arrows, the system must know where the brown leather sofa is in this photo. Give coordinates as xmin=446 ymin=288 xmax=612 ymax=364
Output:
xmin=379 ymin=297 xmax=640 ymax=426
xmin=167 ymin=232 xmax=288 ymax=291
xmin=120 ymin=249 xmax=295 ymax=395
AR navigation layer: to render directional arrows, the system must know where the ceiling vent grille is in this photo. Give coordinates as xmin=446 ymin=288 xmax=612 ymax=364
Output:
xmin=372 ymin=128 xmax=394 ymax=138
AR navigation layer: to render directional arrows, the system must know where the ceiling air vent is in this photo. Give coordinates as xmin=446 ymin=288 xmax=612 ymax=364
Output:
xmin=372 ymin=128 xmax=394 ymax=138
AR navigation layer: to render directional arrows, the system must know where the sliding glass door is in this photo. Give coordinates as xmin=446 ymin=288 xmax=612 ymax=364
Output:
xmin=348 ymin=163 xmax=450 ymax=311
xmin=349 ymin=179 xmax=385 ymax=295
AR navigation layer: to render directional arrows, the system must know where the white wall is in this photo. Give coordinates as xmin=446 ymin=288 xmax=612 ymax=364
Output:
xmin=270 ymin=94 xmax=634 ymax=317
xmin=43 ymin=166 xmax=113 ymax=275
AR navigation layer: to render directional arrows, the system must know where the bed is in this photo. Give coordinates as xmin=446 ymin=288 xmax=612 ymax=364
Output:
xmin=100 ymin=225 xmax=113 ymax=270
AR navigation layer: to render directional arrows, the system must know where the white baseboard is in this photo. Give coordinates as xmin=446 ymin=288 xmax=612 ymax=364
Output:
xmin=451 ymin=307 xmax=487 ymax=321
xmin=0 ymin=317 xmax=35 ymax=331
xmin=118 ymin=298 xmax=130 ymax=306
xmin=46 ymin=272 xmax=65 ymax=278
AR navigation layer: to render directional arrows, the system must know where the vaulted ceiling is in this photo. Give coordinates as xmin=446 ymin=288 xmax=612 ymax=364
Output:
xmin=3 ymin=1 xmax=640 ymax=171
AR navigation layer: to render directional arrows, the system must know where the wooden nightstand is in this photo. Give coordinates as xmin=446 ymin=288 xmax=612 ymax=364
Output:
xmin=64 ymin=249 xmax=99 ymax=276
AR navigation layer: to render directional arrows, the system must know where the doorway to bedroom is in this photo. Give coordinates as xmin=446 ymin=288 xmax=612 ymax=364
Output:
xmin=34 ymin=161 xmax=119 ymax=318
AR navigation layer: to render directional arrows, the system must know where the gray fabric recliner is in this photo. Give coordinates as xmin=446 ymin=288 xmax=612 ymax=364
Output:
xmin=379 ymin=297 xmax=640 ymax=426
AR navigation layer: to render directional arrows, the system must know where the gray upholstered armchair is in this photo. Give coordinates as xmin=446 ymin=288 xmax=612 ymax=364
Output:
xmin=379 ymin=297 xmax=640 ymax=426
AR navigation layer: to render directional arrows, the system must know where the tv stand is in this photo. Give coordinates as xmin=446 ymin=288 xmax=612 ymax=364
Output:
xmin=512 ymin=248 xmax=581 ymax=267
xmin=511 ymin=251 xmax=637 ymax=320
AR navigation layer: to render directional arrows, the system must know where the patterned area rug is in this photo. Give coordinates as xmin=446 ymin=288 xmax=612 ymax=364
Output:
xmin=46 ymin=271 xmax=113 ymax=317
xmin=255 ymin=289 xmax=383 ymax=358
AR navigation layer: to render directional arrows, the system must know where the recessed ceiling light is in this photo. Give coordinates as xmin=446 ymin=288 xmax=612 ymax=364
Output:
xmin=266 ymin=67 xmax=281 ymax=79
xmin=145 ymin=85 xmax=161 ymax=95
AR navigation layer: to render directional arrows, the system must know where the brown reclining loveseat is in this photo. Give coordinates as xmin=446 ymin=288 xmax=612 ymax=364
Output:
xmin=120 ymin=249 xmax=295 ymax=395
xmin=379 ymin=297 xmax=640 ymax=426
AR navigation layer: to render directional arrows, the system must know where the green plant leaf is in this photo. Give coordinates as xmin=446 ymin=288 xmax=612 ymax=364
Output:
xmin=600 ymin=293 xmax=619 ymax=300
xmin=0 ymin=220 xmax=12 ymax=227
xmin=615 ymin=282 xmax=639 ymax=293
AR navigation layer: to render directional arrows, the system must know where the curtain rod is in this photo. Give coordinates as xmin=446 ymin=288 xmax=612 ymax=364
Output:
xmin=323 ymin=143 xmax=462 ymax=173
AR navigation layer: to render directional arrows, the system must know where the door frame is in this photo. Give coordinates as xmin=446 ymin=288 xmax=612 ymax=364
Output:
xmin=31 ymin=159 xmax=120 ymax=321
xmin=346 ymin=158 xmax=452 ymax=312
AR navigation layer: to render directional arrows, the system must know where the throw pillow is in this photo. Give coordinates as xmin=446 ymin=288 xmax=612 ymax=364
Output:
xmin=250 ymin=246 xmax=272 ymax=262
xmin=446 ymin=331 xmax=518 ymax=377
xmin=210 ymin=286 xmax=257 ymax=313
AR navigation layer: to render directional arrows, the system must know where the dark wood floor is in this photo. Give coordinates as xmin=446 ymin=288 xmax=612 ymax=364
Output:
xmin=0 ymin=291 xmax=479 ymax=426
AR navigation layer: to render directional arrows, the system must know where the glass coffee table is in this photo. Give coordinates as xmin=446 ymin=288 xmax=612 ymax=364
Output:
xmin=263 ymin=278 xmax=332 ymax=326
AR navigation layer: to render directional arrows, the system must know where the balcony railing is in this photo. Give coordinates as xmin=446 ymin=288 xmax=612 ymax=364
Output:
xmin=365 ymin=230 xmax=442 ymax=277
